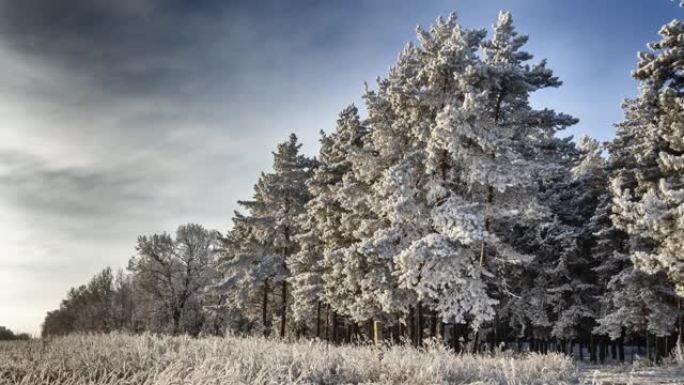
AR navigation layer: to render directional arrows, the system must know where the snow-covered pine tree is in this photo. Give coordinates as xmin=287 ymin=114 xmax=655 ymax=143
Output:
xmin=211 ymin=212 xmax=274 ymax=335
xmin=496 ymin=136 xmax=594 ymax=351
xmin=319 ymin=41 xmax=428 ymax=331
xmin=542 ymin=137 xmax=602 ymax=348
xmin=232 ymin=134 xmax=316 ymax=338
xmin=384 ymin=16 xmax=491 ymax=342
xmin=601 ymin=12 xmax=683 ymax=358
xmin=330 ymin=16 xmax=495 ymax=343
xmin=212 ymin=135 xmax=315 ymax=338
xmin=610 ymin=11 xmax=684 ymax=296
xmin=290 ymin=105 xmax=367 ymax=337
xmin=593 ymin=96 xmax=679 ymax=356
xmin=396 ymin=11 xmax=577 ymax=338
xmin=288 ymin=137 xmax=332 ymax=335
xmin=592 ymin=187 xmax=677 ymax=362
xmin=233 ymin=184 xmax=276 ymax=332
xmin=321 ymin=105 xmax=399 ymax=339
xmin=352 ymin=44 xmax=425 ymax=329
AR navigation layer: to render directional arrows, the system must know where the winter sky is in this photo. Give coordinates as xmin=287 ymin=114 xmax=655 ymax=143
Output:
xmin=0 ymin=0 xmax=680 ymax=335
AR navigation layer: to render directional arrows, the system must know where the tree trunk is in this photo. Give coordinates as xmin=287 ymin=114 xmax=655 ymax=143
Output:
xmin=332 ymin=311 xmax=338 ymax=344
xmin=430 ymin=310 xmax=437 ymax=338
xmin=452 ymin=324 xmax=460 ymax=353
xmin=417 ymin=301 xmax=424 ymax=346
xmin=494 ymin=314 xmax=500 ymax=351
xmin=590 ymin=334 xmax=597 ymax=364
xmin=394 ymin=321 xmax=402 ymax=344
xmin=408 ymin=306 xmax=415 ymax=346
xmin=440 ymin=322 xmax=447 ymax=344
xmin=397 ymin=321 xmax=403 ymax=343
xmin=280 ymin=281 xmax=287 ymax=338
xmin=666 ymin=335 xmax=670 ymax=358
xmin=679 ymin=299 xmax=683 ymax=354
xmin=368 ymin=318 xmax=374 ymax=343
xmin=171 ymin=308 xmax=182 ymax=336
xmin=599 ymin=336 xmax=607 ymax=364
xmin=618 ymin=330 xmax=625 ymax=363
xmin=262 ymin=279 xmax=270 ymax=337
xmin=345 ymin=321 xmax=350 ymax=343
xmin=324 ymin=304 xmax=330 ymax=341
xmin=655 ymin=336 xmax=664 ymax=364
xmin=316 ymin=301 xmax=321 ymax=338
xmin=440 ymin=322 xmax=446 ymax=343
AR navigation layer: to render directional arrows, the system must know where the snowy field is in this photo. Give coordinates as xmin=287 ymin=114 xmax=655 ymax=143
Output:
xmin=1 ymin=333 xmax=682 ymax=385
xmin=0 ymin=333 xmax=576 ymax=384
xmin=578 ymin=364 xmax=684 ymax=385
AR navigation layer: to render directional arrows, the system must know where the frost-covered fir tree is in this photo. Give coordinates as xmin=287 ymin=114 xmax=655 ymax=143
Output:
xmin=491 ymin=135 xmax=579 ymax=346
xmin=212 ymin=211 xmax=277 ymax=336
xmin=610 ymin=11 xmax=684 ymax=296
xmin=592 ymin=189 xmax=677 ymax=349
xmin=311 ymin=103 xmax=399 ymax=325
xmin=394 ymin=11 xmax=577 ymax=333
xmin=322 ymin=106 xmax=402 ymax=326
xmin=593 ymin=97 xmax=679 ymax=343
xmin=547 ymin=137 xmax=602 ymax=341
xmin=289 ymin=105 xmax=367 ymax=333
xmin=336 ymin=15 xmax=490 ymax=331
xmin=508 ymin=136 xmax=598 ymax=344
xmin=382 ymin=16 xmax=493 ymax=335
xmin=217 ymin=134 xmax=315 ymax=338
xmin=349 ymin=41 xmax=427 ymax=323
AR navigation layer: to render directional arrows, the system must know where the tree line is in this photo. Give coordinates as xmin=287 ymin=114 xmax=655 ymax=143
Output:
xmin=42 ymin=9 xmax=684 ymax=363
xmin=0 ymin=326 xmax=29 ymax=341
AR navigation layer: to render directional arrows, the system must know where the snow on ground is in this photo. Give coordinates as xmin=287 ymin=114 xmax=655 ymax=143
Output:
xmin=578 ymin=364 xmax=684 ymax=385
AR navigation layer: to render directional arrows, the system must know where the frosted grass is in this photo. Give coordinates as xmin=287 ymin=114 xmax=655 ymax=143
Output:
xmin=0 ymin=333 xmax=577 ymax=385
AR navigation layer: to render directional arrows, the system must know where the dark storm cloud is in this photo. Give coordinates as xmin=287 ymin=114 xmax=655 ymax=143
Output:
xmin=0 ymin=0 xmax=370 ymax=101
xmin=0 ymin=0 xmax=226 ymax=98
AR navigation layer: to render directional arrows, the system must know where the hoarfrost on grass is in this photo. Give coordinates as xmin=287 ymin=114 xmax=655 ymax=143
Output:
xmin=0 ymin=333 xmax=577 ymax=385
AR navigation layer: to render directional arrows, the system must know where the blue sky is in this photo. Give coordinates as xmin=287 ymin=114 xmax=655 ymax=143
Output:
xmin=0 ymin=0 xmax=680 ymax=335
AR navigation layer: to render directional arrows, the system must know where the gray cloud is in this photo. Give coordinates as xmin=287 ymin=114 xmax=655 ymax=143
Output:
xmin=0 ymin=0 xmax=375 ymax=103
xmin=0 ymin=1 xmax=213 ymax=96
xmin=0 ymin=149 xmax=155 ymax=218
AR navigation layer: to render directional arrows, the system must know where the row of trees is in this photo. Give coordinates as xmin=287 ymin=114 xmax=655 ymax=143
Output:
xmin=0 ymin=326 xmax=30 ymax=341
xmin=43 ymin=224 xmax=220 ymax=337
xmin=43 ymin=9 xmax=683 ymax=362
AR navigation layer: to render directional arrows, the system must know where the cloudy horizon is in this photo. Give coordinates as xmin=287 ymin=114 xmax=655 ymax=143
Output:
xmin=0 ymin=0 xmax=680 ymax=335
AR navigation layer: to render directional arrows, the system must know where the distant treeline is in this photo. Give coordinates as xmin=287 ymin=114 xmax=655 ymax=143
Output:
xmin=43 ymin=8 xmax=684 ymax=364
xmin=0 ymin=326 xmax=30 ymax=341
